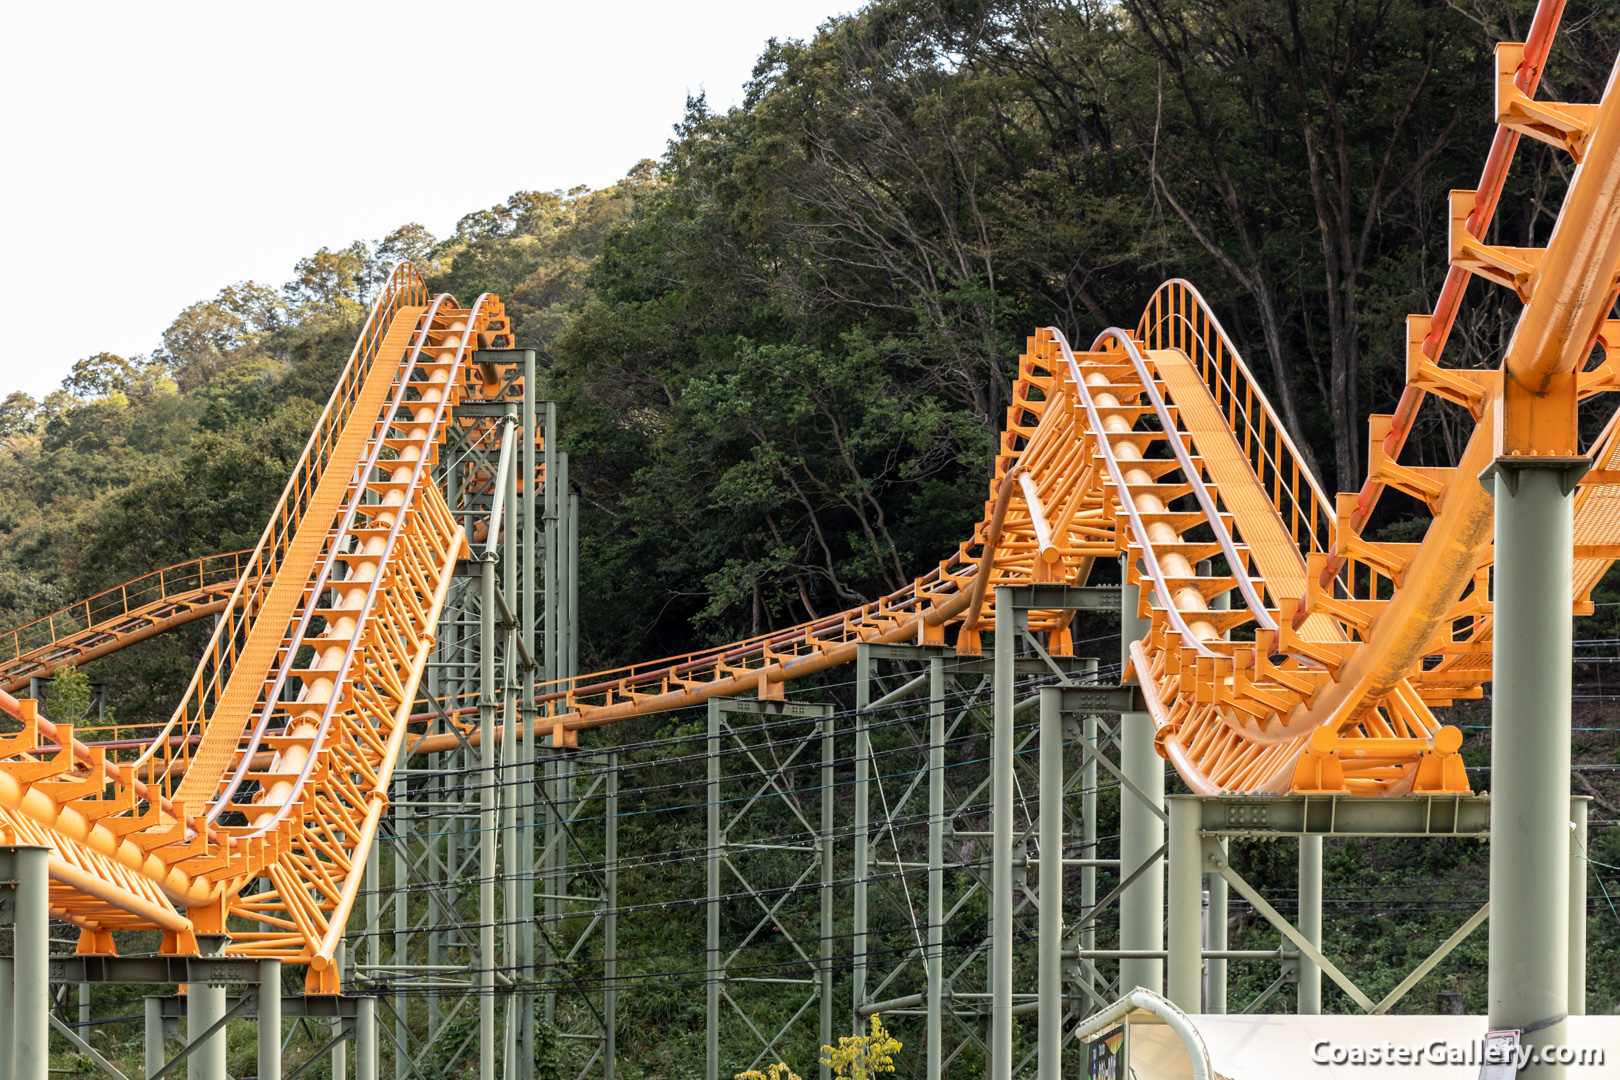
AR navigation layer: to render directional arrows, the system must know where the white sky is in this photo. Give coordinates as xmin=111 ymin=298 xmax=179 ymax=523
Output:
xmin=1 ymin=0 xmax=853 ymax=401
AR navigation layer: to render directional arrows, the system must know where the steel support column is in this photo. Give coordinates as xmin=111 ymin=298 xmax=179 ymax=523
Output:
xmin=1205 ymin=579 xmax=1229 ymax=1015
xmin=926 ymin=656 xmax=945 ymax=1080
xmin=1118 ymin=572 xmax=1162 ymax=995
xmin=706 ymin=698 xmax=721 ymax=1080
xmin=1298 ymin=836 xmax=1322 ymax=1014
xmin=1490 ymin=463 xmax=1574 ymax=1076
xmin=1570 ymin=796 xmax=1589 ymax=1017
xmin=260 ymin=959 xmax=281 ymax=1080
xmin=145 ymin=996 xmax=165 ymax=1080
xmin=990 ymin=586 xmax=1015 ymax=1079
xmin=1080 ymin=711 xmax=1097 ymax=1008
xmin=853 ymin=644 xmax=871 ymax=1029
xmin=356 ymin=996 xmax=377 ymax=1080
xmin=478 ymin=412 xmax=514 ymax=1077
xmin=605 ymin=754 xmax=619 ymax=1080
xmin=1166 ymin=798 xmax=1203 ymax=1012
xmin=543 ymin=400 xmax=560 ymax=1030
xmin=820 ymin=705 xmax=835 ymax=1080
xmin=188 ymin=936 xmax=228 ymax=1080
xmin=1037 ymin=686 xmax=1063 ymax=1080
xmin=11 ymin=846 xmax=47 ymax=1080
xmin=1205 ymin=850 xmax=1228 ymax=1014
xmin=0 ymin=956 xmax=11 ymax=1074
xmin=520 ymin=348 xmax=539 ymax=1080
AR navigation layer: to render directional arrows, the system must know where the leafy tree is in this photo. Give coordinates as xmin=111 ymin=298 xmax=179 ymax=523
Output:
xmin=0 ymin=393 xmax=38 ymax=439
xmin=375 ymin=222 xmax=438 ymax=271
xmin=62 ymin=353 xmax=138 ymax=399
xmin=284 ymin=241 xmax=379 ymax=313
xmin=159 ymin=281 xmax=284 ymax=390
xmin=42 ymin=663 xmax=110 ymax=726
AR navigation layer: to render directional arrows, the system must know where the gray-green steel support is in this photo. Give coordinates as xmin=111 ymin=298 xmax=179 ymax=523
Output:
xmin=1166 ymin=798 xmax=1202 ymax=1012
xmin=1081 ymin=711 xmax=1098 ymax=1007
xmin=821 ymin=708 xmax=835 ymax=1080
xmin=259 ymin=960 xmax=281 ymax=1080
xmin=12 ymin=846 xmax=47 ymax=1080
xmin=1205 ymin=855 xmax=1228 ymax=1014
xmin=188 ymin=936 xmax=228 ymax=1080
xmin=357 ymin=996 xmax=377 ymax=1080
xmin=1118 ymin=571 xmax=1162 ymax=995
xmin=1570 ymin=796 xmax=1589 ymax=1016
xmin=543 ymin=400 xmax=560 ymax=1029
xmin=1205 ymin=577 xmax=1229 ymax=1015
xmin=706 ymin=699 xmax=721 ymax=1080
xmin=1490 ymin=464 xmax=1573 ymax=1076
xmin=520 ymin=348 xmax=538 ymax=1080
xmin=393 ymin=730 xmax=407 ymax=1080
xmin=0 ymin=957 xmax=10 ymax=1075
xmin=990 ymin=586 xmax=1015 ymax=1079
xmin=1037 ymin=686 xmax=1063 ymax=1080
xmin=853 ymin=644 xmax=871 ymax=1029
xmin=366 ymin=827 xmax=380 ymax=981
xmin=926 ymin=656 xmax=945 ymax=1080
xmin=559 ymin=452 xmax=574 ymax=683
xmin=145 ymin=996 xmax=164 ymax=1080
xmin=479 ymin=410 xmax=515 ymax=1078
xmin=605 ymin=754 xmax=619 ymax=1080
xmin=1298 ymin=836 xmax=1322 ymax=1014
xmin=503 ymin=411 xmax=522 ymax=1080
xmin=568 ymin=487 xmax=579 ymax=681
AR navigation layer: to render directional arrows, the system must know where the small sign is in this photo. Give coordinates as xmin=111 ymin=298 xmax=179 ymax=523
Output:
xmin=1479 ymin=1030 xmax=1520 ymax=1080
xmin=1089 ymin=1023 xmax=1127 ymax=1080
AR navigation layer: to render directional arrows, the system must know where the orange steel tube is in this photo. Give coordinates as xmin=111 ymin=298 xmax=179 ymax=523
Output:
xmin=47 ymin=855 xmax=190 ymax=933
xmin=956 ymin=466 xmax=1026 ymax=632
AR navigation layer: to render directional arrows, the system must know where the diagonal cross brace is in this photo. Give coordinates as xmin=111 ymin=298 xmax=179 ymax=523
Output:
xmin=1203 ymin=837 xmax=1376 ymax=1012
xmin=148 ymin=993 xmax=261 ymax=1080
xmin=1371 ymin=902 xmax=1490 ymax=1014
xmin=1075 ymin=731 xmax=1168 ymax=823
xmin=48 ymin=1014 xmax=132 ymax=1080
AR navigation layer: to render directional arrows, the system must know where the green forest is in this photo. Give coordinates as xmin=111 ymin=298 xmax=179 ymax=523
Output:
xmin=7 ymin=0 xmax=1620 ymax=1073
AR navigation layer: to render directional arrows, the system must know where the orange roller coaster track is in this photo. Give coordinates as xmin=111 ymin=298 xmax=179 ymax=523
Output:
xmin=3 ymin=6 xmax=1620 ymax=992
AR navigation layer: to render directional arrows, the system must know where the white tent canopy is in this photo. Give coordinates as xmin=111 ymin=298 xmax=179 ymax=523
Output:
xmin=1079 ymin=990 xmax=1620 ymax=1078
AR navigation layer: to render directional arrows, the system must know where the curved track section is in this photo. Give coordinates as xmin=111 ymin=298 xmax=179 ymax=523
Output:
xmin=0 ymin=552 xmax=256 ymax=695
